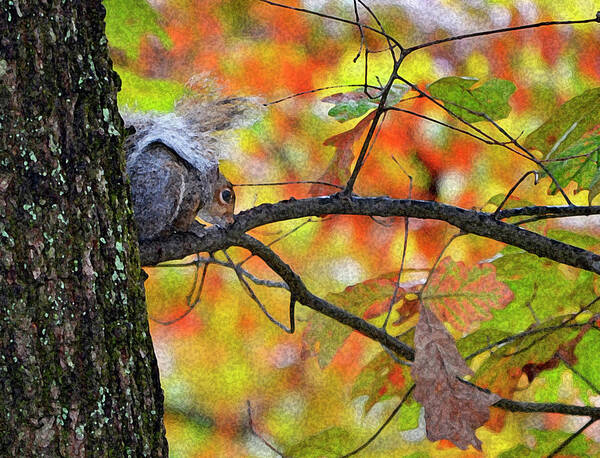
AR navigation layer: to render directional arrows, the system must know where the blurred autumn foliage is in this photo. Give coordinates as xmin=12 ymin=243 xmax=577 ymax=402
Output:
xmin=105 ymin=0 xmax=600 ymax=456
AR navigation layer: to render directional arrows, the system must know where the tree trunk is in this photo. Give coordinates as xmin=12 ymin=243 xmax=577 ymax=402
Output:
xmin=0 ymin=1 xmax=168 ymax=455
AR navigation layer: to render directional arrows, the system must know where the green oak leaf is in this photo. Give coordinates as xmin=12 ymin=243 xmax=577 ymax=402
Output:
xmin=324 ymin=85 xmax=409 ymax=123
xmin=484 ymin=230 xmax=599 ymax=334
xmin=525 ymin=87 xmax=600 ymax=157
xmin=540 ymin=130 xmax=600 ymax=203
xmin=573 ymin=332 xmax=600 ymax=404
xmin=427 ymin=76 xmax=516 ymax=123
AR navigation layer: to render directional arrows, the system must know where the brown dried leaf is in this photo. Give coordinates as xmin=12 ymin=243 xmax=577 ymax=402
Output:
xmin=411 ymin=305 xmax=500 ymax=451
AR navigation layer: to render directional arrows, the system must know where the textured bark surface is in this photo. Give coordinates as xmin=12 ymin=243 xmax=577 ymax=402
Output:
xmin=0 ymin=1 xmax=167 ymax=455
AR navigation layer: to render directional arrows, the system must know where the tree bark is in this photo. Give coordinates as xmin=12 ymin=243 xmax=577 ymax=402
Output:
xmin=0 ymin=1 xmax=167 ymax=455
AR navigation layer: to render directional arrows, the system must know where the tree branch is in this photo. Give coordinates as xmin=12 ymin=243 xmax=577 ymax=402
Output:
xmin=404 ymin=15 xmax=600 ymax=54
xmin=141 ymin=224 xmax=600 ymax=422
xmin=496 ymin=204 xmax=600 ymax=220
xmin=493 ymin=399 xmax=600 ymax=418
xmin=139 ymin=197 xmax=600 ymax=274
xmin=234 ymin=234 xmax=416 ymax=361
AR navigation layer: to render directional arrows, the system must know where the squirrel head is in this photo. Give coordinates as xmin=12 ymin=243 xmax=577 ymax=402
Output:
xmin=197 ymin=170 xmax=236 ymax=225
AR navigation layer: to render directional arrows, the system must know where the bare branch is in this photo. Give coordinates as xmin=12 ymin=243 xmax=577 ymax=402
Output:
xmin=492 ymin=170 xmax=539 ymax=217
xmin=246 ymin=401 xmax=285 ymax=457
xmin=258 ymin=0 xmax=403 ymax=49
xmin=149 ymin=256 xmax=289 ymax=290
xmin=139 ymin=197 xmax=600 ymax=274
xmin=355 ymin=0 xmax=400 ymax=60
xmin=342 ymin=385 xmax=415 ymax=457
xmin=404 ymin=15 xmax=600 ymax=55
xmin=466 ymin=295 xmax=600 ymax=362
xmin=458 ymin=379 xmax=600 ymax=417
xmin=265 ymin=83 xmax=381 ymax=105
xmin=148 ymin=235 xmax=600 ymax=421
xmin=150 ymin=262 xmax=208 ymax=326
xmin=382 ymin=157 xmax=412 ymax=331
xmin=223 ymin=250 xmax=295 ymax=333
xmin=344 ymin=58 xmax=404 ymax=193
xmin=465 ymin=321 xmax=592 ymax=361
xmin=236 ymin=236 xmax=600 ymax=422
xmin=235 ymin=234 xmax=416 ymax=360
xmin=240 ymin=218 xmax=315 ymax=266
xmin=547 ymin=418 xmax=598 ymax=457
xmin=420 ymin=231 xmax=464 ymax=297
xmin=234 ymin=180 xmax=344 ymax=190
xmin=385 ymin=106 xmax=493 ymax=144
xmin=395 ymin=74 xmax=532 ymax=161
xmin=444 ymin=103 xmax=573 ymax=206
xmin=496 ymin=204 xmax=600 ymax=220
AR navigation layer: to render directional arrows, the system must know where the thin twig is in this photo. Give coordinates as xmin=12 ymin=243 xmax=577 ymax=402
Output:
xmin=258 ymin=0 xmax=403 ymax=50
xmin=246 ymin=401 xmax=285 ymax=457
xmin=233 ymin=180 xmax=344 ymax=190
xmin=239 ymin=218 xmax=316 ymax=267
xmin=558 ymin=354 xmax=600 ymax=395
xmin=150 ymin=256 xmax=289 ymax=290
xmin=362 ymin=110 xmax=388 ymax=164
xmin=541 ymin=146 xmax=600 ymax=163
xmin=341 ymin=385 xmax=415 ymax=457
xmin=492 ymin=170 xmax=539 ymax=218
xmin=404 ymin=16 xmax=600 ymax=54
xmin=185 ymin=254 xmax=204 ymax=305
xmin=385 ymin=106 xmax=493 ymax=144
xmin=525 ymin=283 xmax=540 ymax=324
xmin=465 ymin=321 xmax=592 ymax=361
xmin=345 ymin=58 xmax=405 ymax=193
xmin=351 ymin=0 xmax=365 ymax=63
xmin=382 ymin=156 xmax=412 ymax=331
xmin=420 ymin=231 xmax=464 ymax=298
xmin=547 ymin=418 xmax=598 ymax=458
xmin=150 ymin=262 xmax=209 ymax=326
xmin=395 ymin=74 xmax=532 ymax=161
xmin=483 ymin=296 xmax=600 ymax=359
xmin=356 ymin=0 xmax=400 ymax=59
xmin=223 ymin=250 xmax=295 ymax=333
xmin=265 ymin=83 xmax=381 ymax=105
xmin=450 ymin=104 xmax=574 ymax=206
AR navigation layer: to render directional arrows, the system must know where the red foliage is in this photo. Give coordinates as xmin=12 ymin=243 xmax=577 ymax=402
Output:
xmin=537 ymin=26 xmax=565 ymax=66
xmin=579 ymin=38 xmax=600 ymax=79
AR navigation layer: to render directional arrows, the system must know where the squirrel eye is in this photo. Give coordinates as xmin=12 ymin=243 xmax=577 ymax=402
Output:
xmin=220 ymin=188 xmax=233 ymax=204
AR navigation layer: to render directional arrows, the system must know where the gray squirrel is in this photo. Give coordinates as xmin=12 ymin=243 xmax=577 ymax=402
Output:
xmin=122 ymin=93 xmax=262 ymax=240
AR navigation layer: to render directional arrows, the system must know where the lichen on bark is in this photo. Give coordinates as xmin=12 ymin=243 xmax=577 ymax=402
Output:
xmin=0 ymin=1 xmax=167 ymax=455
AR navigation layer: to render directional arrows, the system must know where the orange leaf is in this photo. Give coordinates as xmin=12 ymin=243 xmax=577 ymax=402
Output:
xmin=423 ymin=257 xmax=514 ymax=332
xmin=309 ymin=112 xmax=376 ymax=196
